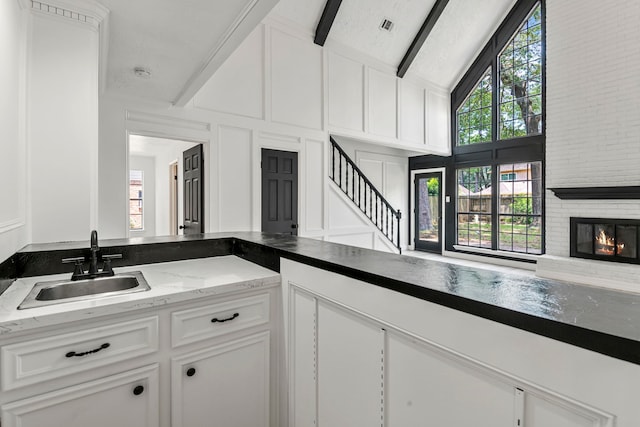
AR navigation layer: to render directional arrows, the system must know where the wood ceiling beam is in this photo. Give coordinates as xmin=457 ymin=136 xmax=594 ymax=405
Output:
xmin=397 ymin=0 xmax=450 ymax=78
xmin=314 ymin=0 xmax=343 ymax=46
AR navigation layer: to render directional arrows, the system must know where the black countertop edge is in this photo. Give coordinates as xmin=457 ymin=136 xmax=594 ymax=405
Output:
xmin=271 ymin=249 xmax=640 ymax=365
xmin=5 ymin=233 xmax=640 ymax=366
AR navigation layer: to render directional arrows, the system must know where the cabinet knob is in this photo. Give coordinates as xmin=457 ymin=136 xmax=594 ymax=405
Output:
xmin=133 ymin=385 xmax=144 ymax=396
xmin=186 ymin=367 xmax=196 ymax=377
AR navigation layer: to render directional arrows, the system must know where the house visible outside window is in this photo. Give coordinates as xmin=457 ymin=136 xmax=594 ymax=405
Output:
xmin=129 ymin=170 xmax=144 ymax=230
xmin=451 ymin=0 xmax=544 ymax=256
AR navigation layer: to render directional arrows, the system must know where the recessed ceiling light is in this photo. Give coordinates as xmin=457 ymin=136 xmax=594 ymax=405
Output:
xmin=133 ymin=66 xmax=152 ymax=79
xmin=380 ymin=18 xmax=394 ymax=32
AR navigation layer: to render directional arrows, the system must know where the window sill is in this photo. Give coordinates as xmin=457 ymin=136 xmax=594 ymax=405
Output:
xmin=452 ymin=245 xmax=540 ymax=263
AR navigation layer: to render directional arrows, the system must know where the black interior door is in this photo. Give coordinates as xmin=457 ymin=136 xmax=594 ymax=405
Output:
xmin=261 ymin=149 xmax=298 ymax=235
xmin=415 ymin=172 xmax=442 ymax=253
xmin=182 ymin=144 xmax=204 ymax=234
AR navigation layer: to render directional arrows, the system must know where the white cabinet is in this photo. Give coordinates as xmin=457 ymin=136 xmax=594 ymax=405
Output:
xmin=171 ymin=332 xmax=270 ymax=427
xmin=282 ymin=259 xmax=621 ymax=427
xmin=1 ymin=289 xmax=277 ymax=427
xmin=1 ymin=364 xmax=159 ymax=427
xmin=386 ymin=332 xmax=513 ymax=427
xmin=317 ymin=302 xmax=383 ymax=427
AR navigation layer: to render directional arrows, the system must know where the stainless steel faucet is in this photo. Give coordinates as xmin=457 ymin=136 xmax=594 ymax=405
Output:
xmin=62 ymin=230 xmax=122 ymax=280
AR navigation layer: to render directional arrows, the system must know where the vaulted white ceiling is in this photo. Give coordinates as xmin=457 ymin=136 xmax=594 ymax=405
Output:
xmin=271 ymin=0 xmax=516 ymax=90
xmin=99 ymin=0 xmax=279 ymax=105
xmin=99 ymin=0 xmax=517 ymax=105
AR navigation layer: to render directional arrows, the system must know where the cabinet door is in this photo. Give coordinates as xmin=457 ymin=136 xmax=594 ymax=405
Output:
xmin=386 ymin=333 xmax=513 ymax=427
xmin=317 ymin=301 xmax=384 ymax=427
xmin=524 ymin=393 xmax=609 ymax=427
xmin=172 ymin=331 xmax=270 ymax=427
xmin=0 ymin=364 xmax=159 ymax=427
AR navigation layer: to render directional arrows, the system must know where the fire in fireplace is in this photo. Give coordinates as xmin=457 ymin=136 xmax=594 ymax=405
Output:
xmin=571 ymin=218 xmax=639 ymax=264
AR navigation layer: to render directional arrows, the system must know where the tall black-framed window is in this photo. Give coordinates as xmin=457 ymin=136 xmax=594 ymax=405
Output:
xmin=410 ymin=0 xmax=545 ymax=258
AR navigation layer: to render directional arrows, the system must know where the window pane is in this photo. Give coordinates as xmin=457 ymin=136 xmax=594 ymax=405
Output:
xmin=456 ymin=69 xmax=492 ymax=146
xmin=129 ymin=170 xmax=144 ymax=231
xmin=498 ymin=162 xmax=542 ymax=253
xmin=498 ymin=3 xmax=543 ymax=140
xmin=457 ymin=166 xmax=493 ymax=248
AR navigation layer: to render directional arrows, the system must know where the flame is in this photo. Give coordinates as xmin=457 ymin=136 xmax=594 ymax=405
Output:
xmin=594 ymin=229 xmax=627 ymax=256
xmin=596 ymin=229 xmax=615 ymax=246
xmin=595 ymin=229 xmax=616 ymax=255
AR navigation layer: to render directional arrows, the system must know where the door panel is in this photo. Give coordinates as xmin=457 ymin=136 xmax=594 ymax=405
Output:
xmin=387 ymin=333 xmax=513 ymax=427
xmin=415 ymin=172 xmax=442 ymax=253
xmin=261 ymin=149 xmax=298 ymax=234
xmin=317 ymin=302 xmax=383 ymax=427
xmin=182 ymin=145 xmax=204 ymax=234
xmin=171 ymin=333 xmax=269 ymax=427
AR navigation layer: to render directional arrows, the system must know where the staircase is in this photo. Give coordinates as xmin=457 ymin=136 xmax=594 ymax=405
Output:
xmin=329 ymin=137 xmax=402 ymax=253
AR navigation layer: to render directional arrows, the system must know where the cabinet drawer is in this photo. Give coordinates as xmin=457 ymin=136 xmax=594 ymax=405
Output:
xmin=1 ymin=364 xmax=159 ymax=427
xmin=171 ymin=293 xmax=270 ymax=347
xmin=1 ymin=316 xmax=159 ymax=391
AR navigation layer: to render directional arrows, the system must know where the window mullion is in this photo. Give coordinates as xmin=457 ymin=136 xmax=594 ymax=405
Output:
xmin=491 ymin=163 xmax=499 ymax=250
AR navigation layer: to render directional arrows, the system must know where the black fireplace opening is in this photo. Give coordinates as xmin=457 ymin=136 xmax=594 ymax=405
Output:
xmin=570 ymin=217 xmax=640 ymax=264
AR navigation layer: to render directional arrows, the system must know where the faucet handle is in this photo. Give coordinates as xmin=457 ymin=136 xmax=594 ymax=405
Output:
xmin=62 ymin=257 xmax=85 ymax=264
xmin=101 ymin=254 xmax=122 ymax=275
xmin=62 ymin=257 xmax=85 ymax=278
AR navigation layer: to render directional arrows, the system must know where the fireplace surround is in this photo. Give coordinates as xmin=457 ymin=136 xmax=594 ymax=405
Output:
xmin=570 ymin=217 xmax=640 ymax=265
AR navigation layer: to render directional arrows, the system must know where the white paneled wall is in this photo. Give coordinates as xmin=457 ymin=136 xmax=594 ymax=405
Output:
xmin=327 ymin=52 xmax=365 ymax=132
xmin=28 ymin=10 xmax=101 ymax=244
xmin=367 ymin=68 xmax=398 ymax=139
xmin=304 ymin=139 xmax=325 ymax=233
xmin=0 ymin=0 xmax=27 ymax=260
xmin=326 ymin=48 xmax=449 ymax=154
xmin=218 ymin=126 xmax=253 ymax=231
xmin=270 ymin=27 xmax=323 ymax=130
xmin=93 ymin=15 xmax=451 ymax=252
xmin=399 ymin=80 xmax=426 ymax=145
xmin=537 ymin=0 xmax=640 ymax=289
xmin=193 ymin=26 xmax=265 ymax=120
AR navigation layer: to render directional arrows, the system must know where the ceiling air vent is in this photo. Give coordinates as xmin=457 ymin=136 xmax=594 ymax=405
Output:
xmin=379 ymin=18 xmax=394 ymax=32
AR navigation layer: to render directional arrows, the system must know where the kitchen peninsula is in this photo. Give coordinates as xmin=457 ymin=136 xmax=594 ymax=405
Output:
xmin=1 ymin=232 xmax=639 ymax=426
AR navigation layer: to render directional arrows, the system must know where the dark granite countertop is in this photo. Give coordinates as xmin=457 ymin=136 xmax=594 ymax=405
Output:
xmin=8 ymin=232 xmax=640 ymax=365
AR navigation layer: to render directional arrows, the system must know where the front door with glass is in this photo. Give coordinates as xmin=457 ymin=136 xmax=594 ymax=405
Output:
xmin=415 ymin=172 xmax=442 ymax=253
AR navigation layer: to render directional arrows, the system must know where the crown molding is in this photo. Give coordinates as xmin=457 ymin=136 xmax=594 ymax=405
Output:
xmin=19 ymin=0 xmax=108 ymax=31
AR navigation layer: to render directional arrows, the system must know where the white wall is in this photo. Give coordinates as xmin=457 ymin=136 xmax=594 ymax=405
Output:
xmin=325 ymin=48 xmax=450 ymax=154
xmin=537 ymin=0 xmax=640 ymax=289
xmin=28 ymin=7 xmax=100 ymax=244
xmin=95 ymin=17 xmax=443 ymax=251
xmin=0 ymin=0 xmax=27 ymax=261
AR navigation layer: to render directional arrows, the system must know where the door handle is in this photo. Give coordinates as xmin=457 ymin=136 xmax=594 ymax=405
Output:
xmin=179 ymin=225 xmax=185 ymax=230
xmin=291 ymin=224 xmax=298 ymax=229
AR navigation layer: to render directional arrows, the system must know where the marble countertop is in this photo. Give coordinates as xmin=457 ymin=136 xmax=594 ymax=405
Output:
xmin=8 ymin=232 xmax=640 ymax=364
xmin=0 ymin=255 xmax=280 ymax=335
